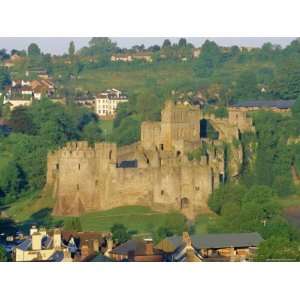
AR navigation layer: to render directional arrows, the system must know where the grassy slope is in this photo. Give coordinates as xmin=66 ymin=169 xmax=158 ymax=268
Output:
xmin=63 ymin=62 xmax=198 ymax=93
xmin=57 ymin=206 xmax=186 ymax=234
xmin=5 ymin=189 xmax=55 ymax=223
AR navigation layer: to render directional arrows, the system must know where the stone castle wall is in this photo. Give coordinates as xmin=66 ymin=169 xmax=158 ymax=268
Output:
xmin=47 ymin=101 xmax=254 ymax=219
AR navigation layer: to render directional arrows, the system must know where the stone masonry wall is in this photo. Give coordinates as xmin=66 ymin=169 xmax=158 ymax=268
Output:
xmin=48 ymin=101 xmax=254 ymax=219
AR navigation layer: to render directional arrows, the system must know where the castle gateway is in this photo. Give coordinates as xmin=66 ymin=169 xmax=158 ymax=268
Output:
xmin=47 ymin=100 xmax=254 ymax=219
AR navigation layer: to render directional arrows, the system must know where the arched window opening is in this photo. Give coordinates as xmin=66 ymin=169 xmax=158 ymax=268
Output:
xmin=180 ymin=197 xmax=189 ymax=209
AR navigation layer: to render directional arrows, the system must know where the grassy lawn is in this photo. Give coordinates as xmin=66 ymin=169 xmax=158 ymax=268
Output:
xmin=57 ymin=205 xmax=186 ymax=234
xmin=194 ymin=213 xmax=218 ymax=234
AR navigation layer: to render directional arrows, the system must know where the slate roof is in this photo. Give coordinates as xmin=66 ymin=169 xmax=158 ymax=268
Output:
xmin=16 ymin=235 xmax=54 ymax=251
xmin=88 ymin=253 xmax=113 ymax=262
xmin=48 ymin=251 xmax=64 ymax=262
xmin=42 ymin=236 xmax=52 ymax=249
xmin=17 ymin=239 xmax=32 ymax=251
xmin=231 ymin=100 xmax=295 ymax=109
xmin=111 ymin=239 xmax=159 ymax=256
xmin=191 ymin=233 xmax=263 ymax=250
xmin=156 ymin=232 xmax=263 ymax=253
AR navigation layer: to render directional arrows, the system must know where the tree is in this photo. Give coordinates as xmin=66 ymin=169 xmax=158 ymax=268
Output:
xmin=9 ymin=106 xmax=36 ymax=135
xmin=155 ymin=226 xmax=174 ymax=242
xmin=0 ymin=67 xmax=11 ymax=90
xmin=148 ymin=45 xmax=160 ymax=52
xmin=68 ymin=41 xmax=75 ymax=57
xmin=0 ymin=159 xmax=26 ymax=203
xmin=111 ymin=224 xmax=130 ymax=244
xmin=272 ymin=59 xmax=300 ymax=99
xmin=178 ymin=38 xmax=187 ymax=48
xmin=193 ymin=40 xmax=222 ymax=77
xmin=112 ymin=116 xmax=141 ymax=146
xmin=0 ymin=246 xmax=8 ymax=262
xmin=162 ymin=39 xmax=171 ymax=48
xmin=254 ymin=236 xmax=300 ymax=262
xmin=82 ymin=122 xmax=103 ymax=145
xmin=0 ymin=49 xmax=10 ymax=61
xmin=28 ymin=43 xmax=41 ymax=57
xmin=292 ymin=95 xmax=300 ymax=116
xmin=234 ymin=70 xmax=259 ymax=99
xmin=83 ymin=37 xmax=117 ymax=56
xmin=208 ymin=183 xmax=246 ymax=215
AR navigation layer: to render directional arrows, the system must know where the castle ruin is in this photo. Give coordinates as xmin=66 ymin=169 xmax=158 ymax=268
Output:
xmin=47 ymin=100 xmax=254 ymax=219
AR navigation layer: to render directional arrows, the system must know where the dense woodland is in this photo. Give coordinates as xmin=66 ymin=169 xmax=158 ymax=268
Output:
xmin=2 ymin=38 xmax=300 ymax=260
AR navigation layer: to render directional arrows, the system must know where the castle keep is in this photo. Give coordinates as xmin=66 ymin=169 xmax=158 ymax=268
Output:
xmin=47 ymin=100 xmax=254 ymax=219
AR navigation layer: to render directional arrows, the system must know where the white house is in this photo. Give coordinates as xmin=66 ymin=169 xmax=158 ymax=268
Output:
xmin=95 ymin=89 xmax=128 ymax=118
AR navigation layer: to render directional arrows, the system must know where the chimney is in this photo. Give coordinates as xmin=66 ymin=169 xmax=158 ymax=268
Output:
xmin=93 ymin=239 xmax=99 ymax=252
xmin=182 ymin=232 xmax=192 ymax=247
xmin=53 ymin=229 xmax=62 ymax=249
xmin=107 ymin=238 xmax=113 ymax=252
xmin=32 ymin=233 xmax=42 ymax=251
xmin=81 ymin=244 xmax=89 ymax=258
xmin=30 ymin=225 xmax=38 ymax=236
xmin=144 ymin=238 xmax=154 ymax=256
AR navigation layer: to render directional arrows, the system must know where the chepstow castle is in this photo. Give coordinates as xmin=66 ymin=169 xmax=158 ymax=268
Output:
xmin=47 ymin=100 xmax=254 ymax=219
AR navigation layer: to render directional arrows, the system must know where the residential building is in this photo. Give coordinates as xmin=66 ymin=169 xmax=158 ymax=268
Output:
xmin=155 ymin=232 xmax=263 ymax=262
xmin=74 ymin=95 xmax=96 ymax=110
xmin=3 ymin=98 xmax=32 ymax=110
xmin=132 ymin=52 xmax=153 ymax=62
xmin=61 ymin=231 xmax=108 ymax=261
xmin=192 ymin=48 xmax=201 ymax=58
xmin=3 ymin=54 xmax=24 ymax=68
xmin=110 ymin=238 xmax=163 ymax=262
xmin=14 ymin=226 xmax=71 ymax=262
xmin=230 ymin=100 xmax=296 ymax=113
xmin=4 ymin=78 xmax=56 ymax=107
xmin=111 ymin=54 xmax=133 ymax=62
xmin=111 ymin=52 xmax=153 ymax=63
xmin=95 ymin=88 xmax=128 ymax=118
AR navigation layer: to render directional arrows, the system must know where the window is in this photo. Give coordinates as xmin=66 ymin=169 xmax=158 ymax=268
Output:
xmin=161 ymin=190 xmax=164 ymax=195
xmin=160 ymin=144 xmax=164 ymax=151
xmin=56 ymin=163 xmax=59 ymax=170
xmin=78 ymin=164 xmax=80 ymax=170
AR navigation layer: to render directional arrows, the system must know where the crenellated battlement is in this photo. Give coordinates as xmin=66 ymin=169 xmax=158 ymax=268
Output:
xmin=47 ymin=100 xmax=254 ymax=219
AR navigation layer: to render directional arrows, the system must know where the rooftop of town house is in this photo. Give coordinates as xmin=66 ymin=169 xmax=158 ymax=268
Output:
xmin=48 ymin=250 xmax=65 ymax=262
xmin=111 ymin=53 xmax=132 ymax=58
xmin=96 ymin=88 xmax=128 ymax=100
xmin=155 ymin=232 xmax=263 ymax=253
xmin=81 ymin=253 xmax=113 ymax=262
xmin=191 ymin=232 xmax=263 ymax=250
xmin=231 ymin=100 xmax=296 ymax=109
xmin=16 ymin=235 xmax=53 ymax=251
xmin=111 ymin=239 xmax=159 ymax=256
